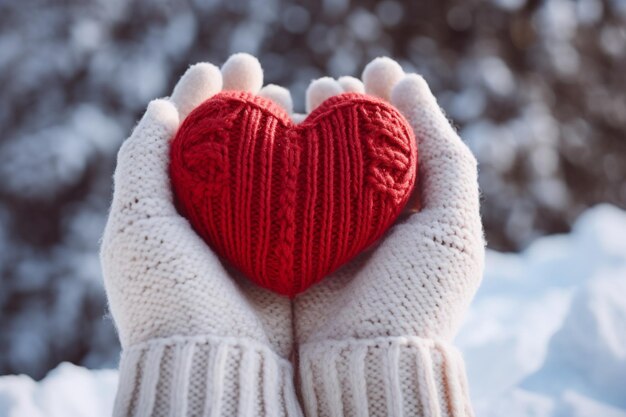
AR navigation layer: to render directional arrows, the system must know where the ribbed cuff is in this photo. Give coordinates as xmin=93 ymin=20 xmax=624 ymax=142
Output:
xmin=298 ymin=336 xmax=474 ymax=417
xmin=113 ymin=335 xmax=303 ymax=417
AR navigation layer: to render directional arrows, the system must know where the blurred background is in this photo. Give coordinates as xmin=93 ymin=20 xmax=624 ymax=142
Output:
xmin=0 ymin=0 xmax=625 ymax=414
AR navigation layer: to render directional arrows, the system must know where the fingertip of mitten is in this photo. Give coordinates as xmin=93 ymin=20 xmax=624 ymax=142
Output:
xmin=391 ymin=74 xmax=434 ymax=113
xmin=259 ymin=84 xmax=294 ymax=114
xmin=338 ymin=76 xmax=365 ymax=93
xmin=144 ymin=99 xmax=180 ymax=136
xmin=221 ymin=53 xmax=264 ymax=93
xmin=362 ymin=57 xmax=404 ymax=100
xmin=171 ymin=62 xmax=222 ymax=118
xmin=306 ymin=77 xmax=343 ymax=113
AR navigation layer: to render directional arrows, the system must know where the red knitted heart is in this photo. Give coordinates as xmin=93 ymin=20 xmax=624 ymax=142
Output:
xmin=170 ymin=91 xmax=418 ymax=296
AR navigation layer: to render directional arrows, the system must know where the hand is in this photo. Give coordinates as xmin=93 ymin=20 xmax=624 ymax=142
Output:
xmin=293 ymin=58 xmax=485 ymax=417
xmin=100 ymin=54 xmax=301 ymax=417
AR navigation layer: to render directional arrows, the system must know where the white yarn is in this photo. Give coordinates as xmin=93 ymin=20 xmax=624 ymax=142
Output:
xmin=101 ymin=53 xmax=301 ymax=417
xmin=362 ymin=56 xmax=404 ymax=101
xmin=337 ymin=76 xmax=365 ymax=93
xmin=101 ymin=54 xmax=483 ymax=417
xmin=221 ymin=53 xmax=263 ymax=93
xmin=298 ymin=338 xmax=475 ymax=417
xmin=259 ymin=83 xmax=294 ymax=114
xmin=111 ymin=336 xmax=299 ymax=417
xmin=170 ymin=63 xmax=222 ymax=120
xmin=295 ymin=63 xmax=484 ymax=417
xmin=305 ymin=77 xmax=343 ymax=113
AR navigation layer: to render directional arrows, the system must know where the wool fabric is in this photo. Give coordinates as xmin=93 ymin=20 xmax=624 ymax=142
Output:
xmin=102 ymin=54 xmax=483 ymax=417
xmin=170 ymin=91 xmax=418 ymax=296
xmin=294 ymin=73 xmax=484 ymax=417
xmin=101 ymin=97 xmax=300 ymax=417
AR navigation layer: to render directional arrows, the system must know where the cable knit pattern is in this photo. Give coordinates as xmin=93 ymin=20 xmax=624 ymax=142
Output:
xmin=102 ymin=54 xmax=483 ymax=417
xmin=295 ymin=70 xmax=485 ymax=417
xmin=101 ymin=56 xmax=302 ymax=417
xmin=170 ymin=91 xmax=417 ymax=296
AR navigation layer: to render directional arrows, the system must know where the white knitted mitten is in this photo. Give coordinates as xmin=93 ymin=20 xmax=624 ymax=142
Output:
xmin=294 ymin=58 xmax=485 ymax=417
xmin=100 ymin=54 xmax=302 ymax=417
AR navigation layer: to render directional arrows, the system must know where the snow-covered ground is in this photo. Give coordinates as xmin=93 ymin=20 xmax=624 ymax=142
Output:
xmin=457 ymin=204 xmax=626 ymax=417
xmin=1 ymin=204 xmax=625 ymax=417
xmin=0 ymin=365 xmax=117 ymax=417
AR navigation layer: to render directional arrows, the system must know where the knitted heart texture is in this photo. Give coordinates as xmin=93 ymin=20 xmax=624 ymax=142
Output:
xmin=170 ymin=90 xmax=418 ymax=296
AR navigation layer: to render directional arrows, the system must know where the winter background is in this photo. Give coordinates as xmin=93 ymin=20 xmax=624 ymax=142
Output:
xmin=0 ymin=0 xmax=625 ymax=416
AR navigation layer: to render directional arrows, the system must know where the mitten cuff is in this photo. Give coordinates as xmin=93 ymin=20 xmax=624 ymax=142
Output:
xmin=298 ymin=336 xmax=473 ymax=417
xmin=113 ymin=335 xmax=302 ymax=417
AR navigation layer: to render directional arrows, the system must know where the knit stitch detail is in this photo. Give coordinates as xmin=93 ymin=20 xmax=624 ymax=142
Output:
xmin=114 ymin=335 xmax=302 ymax=417
xmin=298 ymin=336 xmax=474 ymax=417
xmin=170 ymin=91 xmax=417 ymax=296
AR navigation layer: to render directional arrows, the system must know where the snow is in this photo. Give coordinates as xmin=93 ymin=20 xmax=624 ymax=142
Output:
xmin=1 ymin=1 xmax=624 ymax=409
xmin=0 ymin=204 xmax=625 ymax=416
xmin=0 ymin=104 xmax=122 ymax=200
xmin=456 ymin=204 xmax=626 ymax=416
xmin=0 ymin=363 xmax=117 ymax=417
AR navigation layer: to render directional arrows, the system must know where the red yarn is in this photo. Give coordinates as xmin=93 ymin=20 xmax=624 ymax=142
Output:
xmin=170 ymin=91 xmax=418 ymax=297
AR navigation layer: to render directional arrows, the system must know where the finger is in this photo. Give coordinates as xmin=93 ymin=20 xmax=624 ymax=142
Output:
xmin=337 ymin=76 xmax=364 ymax=93
xmin=221 ymin=53 xmax=263 ymax=93
xmin=362 ymin=57 xmax=404 ymax=101
xmin=259 ymin=84 xmax=293 ymax=114
xmin=305 ymin=77 xmax=342 ymax=113
xmin=170 ymin=62 xmax=222 ymax=120
xmin=110 ymin=99 xmax=180 ymax=223
xmin=391 ymin=74 xmax=480 ymax=222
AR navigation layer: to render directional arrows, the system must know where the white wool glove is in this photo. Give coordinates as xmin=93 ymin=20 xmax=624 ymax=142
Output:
xmin=294 ymin=58 xmax=485 ymax=417
xmin=100 ymin=54 xmax=303 ymax=417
